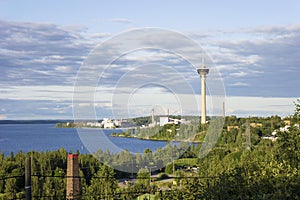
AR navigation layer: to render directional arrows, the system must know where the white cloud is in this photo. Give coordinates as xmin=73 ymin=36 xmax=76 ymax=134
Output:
xmin=230 ymin=71 xmax=248 ymax=77
xmin=229 ymin=82 xmax=249 ymax=87
xmin=55 ymin=66 xmax=72 ymax=72
xmin=110 ymin=18 xmax=133 ymax=24
xmin=88 ymin=32 xmax=112 ymax=39
xmin=0 ymin=85 xmax=74 ymax=101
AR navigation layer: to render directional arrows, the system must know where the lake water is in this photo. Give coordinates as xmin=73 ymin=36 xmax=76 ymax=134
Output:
xmin=0 ymin=123 xmax=169 ymax=156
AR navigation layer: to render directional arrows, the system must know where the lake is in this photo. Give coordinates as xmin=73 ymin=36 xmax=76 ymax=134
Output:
xmin=0 ymin=123 xmax=169 ymax=156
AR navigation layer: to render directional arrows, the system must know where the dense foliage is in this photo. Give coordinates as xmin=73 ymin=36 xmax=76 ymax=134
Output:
xmin=1 ymin=101 xmax=300 ymax=199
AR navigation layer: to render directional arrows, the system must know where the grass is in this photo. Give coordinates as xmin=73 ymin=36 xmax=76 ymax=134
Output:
xmin=175 ymin=158 xmax=199 ymax=167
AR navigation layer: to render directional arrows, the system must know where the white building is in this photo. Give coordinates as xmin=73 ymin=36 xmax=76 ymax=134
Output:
xmin=86 ymin=122 xmax=102 ymax=127
xmin=159 ymin=117 xmax=191 ymax=126
xmin=160 ymin=117 xmax=169 ymax=126
xmin=104 ymin=122 xmax=115 ymax=129
xmin=113 ymin=119 xmax=122 ymax=127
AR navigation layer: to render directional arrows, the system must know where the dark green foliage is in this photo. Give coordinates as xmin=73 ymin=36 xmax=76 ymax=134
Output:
xmin=157 ymin=173 xmax=169 ymax=180
xmin=85 ymin=165 xmax=117 ymax=199
xmin=294 ymin=99 xmax=300 ymax=120
xmin=165 ymin=163 xmax=173 ymax=175
xmin=55 ymin=122 xmax=76 ymax=128
xmin=131 ymin=116 xmax=152 ymax=126
xmin=277 ymin=125 xmax=300 ymax=168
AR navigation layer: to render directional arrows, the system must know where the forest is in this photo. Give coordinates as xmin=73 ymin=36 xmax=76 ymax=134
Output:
xmin=0 ymin=100 xmax=300 ymax=199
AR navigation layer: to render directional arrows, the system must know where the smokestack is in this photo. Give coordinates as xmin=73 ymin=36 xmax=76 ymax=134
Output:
xmin=66 ymin=154 xmax=80 ymax=200
xmin=151 ymin=109 xmax=155 ymax=124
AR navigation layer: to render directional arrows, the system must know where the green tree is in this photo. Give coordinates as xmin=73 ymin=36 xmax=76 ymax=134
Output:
xmin=181 ymin=176 xmax=204 ymax=200
xmin=294 ymin=99 xmax=300 ymax=122
xmin=86 ymin=165 xmax=117 ymax=199
xmin=277 ymin=126 xmax=300 ymax=168
xmin=136 ymin=168 xmax=150 ymax=188
xmin=4 ymin=178 xmax=17 ymax=199
xmin=53 ymin=167 xmax=65 ymax=198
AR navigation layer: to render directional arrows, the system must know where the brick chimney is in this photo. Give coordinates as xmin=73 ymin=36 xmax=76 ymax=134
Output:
xmin=66 ymin=154 xmax=80 ymax=200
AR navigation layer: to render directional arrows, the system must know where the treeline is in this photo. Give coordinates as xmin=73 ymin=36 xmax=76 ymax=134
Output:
xmin=127 ymin=123 xmax=201 ymax=141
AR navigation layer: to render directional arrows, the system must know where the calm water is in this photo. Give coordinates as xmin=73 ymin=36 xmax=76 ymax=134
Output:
xmin=0 ymin=124 xmax=168 ymax=156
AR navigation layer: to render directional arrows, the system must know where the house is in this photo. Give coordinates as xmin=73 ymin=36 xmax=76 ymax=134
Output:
xmin=284 ymin=120 xmax=291 ymax=126
xmin=227 ymin=126 xmax=239 ymax=132
xmin=104 ymin=122 xmax=115 ymax=129
xmin=250 ymin=123 xmax=263 ymax=128
xmin=262 ymin=136 xmax=277 ymax=142
xmin=86 ymin=122 xmax=102 ymax=127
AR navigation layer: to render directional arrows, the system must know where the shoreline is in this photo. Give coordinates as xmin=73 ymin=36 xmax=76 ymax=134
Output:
xmin=109 ymin=134 xmax=202 ymax=143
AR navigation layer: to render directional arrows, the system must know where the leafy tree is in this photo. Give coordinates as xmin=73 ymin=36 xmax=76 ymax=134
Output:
xmin=277 ymin=125 xmax=300 ymax=168
xmin=85 ymin=164 xmax=117 ymax=199
xmin=294 ymin=99 xmax=300 ymax=122
xmin=4 ymin=178 xmax=17 ymax=199
xmin=136 ymin=168 xmax=150 ymax=188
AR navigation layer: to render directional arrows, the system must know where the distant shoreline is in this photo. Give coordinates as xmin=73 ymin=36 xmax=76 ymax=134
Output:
xmin=0 ymin=120 xmax=70 ymax=124
xmin=110 ymin=132 xmax=202 ymax=143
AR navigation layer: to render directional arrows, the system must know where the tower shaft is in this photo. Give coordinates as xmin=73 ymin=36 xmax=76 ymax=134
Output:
xmin=197 ymin=67 xmax=209 ymax=124
xmin=201 ymin=74 xmax=207 ymax=124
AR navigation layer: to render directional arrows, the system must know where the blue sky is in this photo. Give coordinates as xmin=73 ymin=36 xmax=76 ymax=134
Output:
xmin=0 ymin=1 xmax=299 ymax=119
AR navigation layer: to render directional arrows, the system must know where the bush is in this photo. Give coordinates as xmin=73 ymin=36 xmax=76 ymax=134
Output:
xmin=157 ymin=173 xmax=169 ymax=180
xmin=165 ymin=163 xmax=173 ymax=174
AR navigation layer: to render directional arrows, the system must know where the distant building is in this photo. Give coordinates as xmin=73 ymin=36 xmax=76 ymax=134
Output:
xmin=264 ymin=124 xmax=299 ymax=142
xmin=180 ymin=118 xmax=191 ymax=125
xmin=104 ymin=122 xmax=115 ymax=129
xmin=227 ymin=126 xmax=239 ymax=132
xmin=250 ymin=123 xmax=263 ymax=128
xmin=262 ymin=136 xmax=277 ymax=142
xmin=113 ymin=119 xmax=122 ymax=127
xmin=284 ymin=120 xmax=291 ymax=126
xmin=87 ymin=122 xmax=102 ymax=127
xmin=280 ymin=125 xmax=291 ymax=132
xmin=159 ymin=117 xmax=191 ymax=126
xmin=160 ymin=117 xmax=169 ymax=126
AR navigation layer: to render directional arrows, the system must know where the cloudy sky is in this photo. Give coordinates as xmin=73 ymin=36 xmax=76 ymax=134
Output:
xmin=0 ymin=0 xmax=299 ymax=119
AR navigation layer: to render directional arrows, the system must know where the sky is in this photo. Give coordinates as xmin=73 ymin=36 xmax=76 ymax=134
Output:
xmin=0 ymin=0 xmax=300 ymax=119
